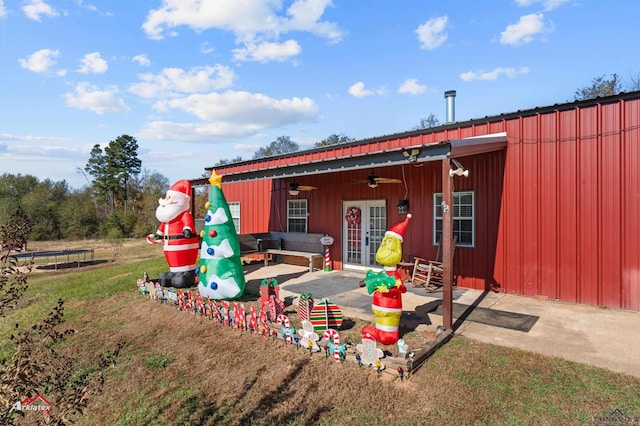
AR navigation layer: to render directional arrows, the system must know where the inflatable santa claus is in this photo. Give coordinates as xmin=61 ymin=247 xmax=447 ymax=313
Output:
xmin=147 ymin=180 xmax=200 ymax=288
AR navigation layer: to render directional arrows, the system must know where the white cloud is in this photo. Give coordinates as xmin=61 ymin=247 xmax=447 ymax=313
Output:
xmin=64 ymin=82 xmax=130 ymax=114
xmin=200 ymin=42 xmax=215 ymax=54
xmin=416 ymin=16 xmax=448 ymax=50
xmin=515 ymin=0 xmax=570 ymax=11
xmin=398 ymin=79 xmax=427 ymax=95
xmin=18 ymin=48 xmax=60 ymax=73
xmin=129 ymin=65 xmax=236 ymax=99
xmin=0 ymin=0 xmax=7 ymax=18
xmin=132 ymin=54 xmax=151 ymax=67
xmin=141 ymin=0 xmax=342 ymax=63
xmin=348 ymin=82 xmax=386 ymax=98
xmin=22 ymin=0 xmax=57 ymax=21
xmin=77 ymin=52 xmax=108 ymax=74
xmin=233 ymin=39 xmax=301 ymax=62
xmin=153 ymin=91 xmax=317 ymax=125
xmin=460 ymin=66 xmax=530 ymax=82
xmin=138 ymin=90 xmax=318 ymax=142
xmin=500 ymin=13 xmax=549 ymax=46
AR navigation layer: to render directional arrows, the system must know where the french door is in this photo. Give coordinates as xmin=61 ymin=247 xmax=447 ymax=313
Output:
xmin=342 ymin=200 xmax=387 ymax=270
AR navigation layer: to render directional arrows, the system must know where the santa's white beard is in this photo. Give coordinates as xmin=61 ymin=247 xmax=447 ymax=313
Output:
xmin=156 ymin=201 xmax=186 ymax=223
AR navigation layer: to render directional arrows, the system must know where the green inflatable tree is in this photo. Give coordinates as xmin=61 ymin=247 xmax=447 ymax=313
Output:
xmin=197 ymin=170 xmax=245 ymax=300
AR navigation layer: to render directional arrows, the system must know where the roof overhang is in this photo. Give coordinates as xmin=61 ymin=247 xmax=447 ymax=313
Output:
xmin=192 ymin=132 xmax=507 ymax=185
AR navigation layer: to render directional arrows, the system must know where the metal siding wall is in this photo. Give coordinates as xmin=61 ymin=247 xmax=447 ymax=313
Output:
xmin=502 ymin=119 xmax=523 ymax=295
xmin=578 ymin=106 xmax=600 ymax=306
xmin=539 ymin=113 xmax=559 ymax=300
xmin=522 ymin=115 xmax=540 ymax=296
xmin=600 ymin=103 xmax=622 ymax=307
xmin=222 ymin=179 xmax=273 ymax=233
xmin=557 ymin=111 xmax=579 ymax=303
xmin=623 ymin=100 xmax=640 ymax=310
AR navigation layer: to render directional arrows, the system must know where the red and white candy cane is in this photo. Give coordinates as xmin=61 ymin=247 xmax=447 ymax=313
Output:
xmin=196 ymin=294 xmax=205 ymax=316
xmin=235 ymin=303 xmax=246 ymax=330
xmin=323 ymin=329 xmax=341 ymax=362
xmin=248 ymin=306 xmax=258 ymax=333
xmin=259 ymin=309 xmax=270 ymax=339
xmin=221 ymin=301 xmax=230 ymax=326
xmin=210 ymin=299 xmax=221 ymax=323
xmin=186 ymin=291 xmax=194 ymax=312
xmin=276 ymin=314 xmax=292 ymax=344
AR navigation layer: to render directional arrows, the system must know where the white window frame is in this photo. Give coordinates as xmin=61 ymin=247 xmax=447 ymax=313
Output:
xmin=433 ymin=191 xmax=475 ymax=248
xmin=287 ymin=199 xmax=308 ymax=233
xmin=228 ymin=201 xmax=240 ymax=234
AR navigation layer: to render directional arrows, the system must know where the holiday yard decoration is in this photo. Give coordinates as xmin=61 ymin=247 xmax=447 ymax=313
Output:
xmin=146 ymin=180 xmax=200 ymax=288
xmin=356 ymin=332 xmax=385 ymax=369
xmin=197 ymin=170 xmax=246 ymax=300
xmin=361 ymin=214 xmax=411 ymax=345
xmin=309 ymin=298 xmax=343 ymax=333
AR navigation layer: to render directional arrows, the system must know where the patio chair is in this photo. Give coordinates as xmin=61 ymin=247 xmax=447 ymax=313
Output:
xmin=411 ymin=235 xmax=457 ymax=292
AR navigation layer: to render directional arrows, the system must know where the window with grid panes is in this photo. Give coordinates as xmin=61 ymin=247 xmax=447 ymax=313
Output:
xmin=433 ymin=191 xmax=474 ymax=247
xmin=287 ymin=199 xmax=308 ymax=232
xmin=228 ymin=202 xmax=240 ymax=233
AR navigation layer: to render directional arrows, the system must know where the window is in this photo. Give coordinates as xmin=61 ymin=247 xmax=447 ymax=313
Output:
xmin=433 ymin=191 xmax=474 ymax=247
xmin=287 ymin=199 xmax=308 ymax=232
xmin=228 ymin=202 xmax=240 ymax=233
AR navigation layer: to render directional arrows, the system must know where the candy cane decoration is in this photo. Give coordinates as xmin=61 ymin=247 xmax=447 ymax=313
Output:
xmin=196 ymin=294 xmax=205 ymax=316
xmin=264 ymin=298 xmax=276 ymax=321
xmin=186 ymin=291 xmax=194 ymax=313
xmin=259 ymin=309 xmax=270 ymax=339
xmin=221 ymin=301 xmax=230 ymax=326
xmin=276 ymin=314 xmax=292 ymax=344
xmin=324 ymin=246 xmax=331 ymax=271
xmin=211 ymin=300 xmax=221 ymax=323
xmin=233 ymin=303 xmax=246 ymax=330
xmin=323 ymin=329 xmax=341 ymax=363
xmin=177 ymin=290 xmax=185 ymax=310
xmin=247 ymin=305 xmax=258 ymax=333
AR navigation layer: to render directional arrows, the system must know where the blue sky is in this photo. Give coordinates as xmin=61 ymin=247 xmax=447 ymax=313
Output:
xmin=1 ymin=0 xmax=639 ymax=190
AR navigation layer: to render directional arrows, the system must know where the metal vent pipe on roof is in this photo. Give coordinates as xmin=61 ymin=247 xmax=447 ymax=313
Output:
xmin=445 ymin=90 xmax=456 ymax=123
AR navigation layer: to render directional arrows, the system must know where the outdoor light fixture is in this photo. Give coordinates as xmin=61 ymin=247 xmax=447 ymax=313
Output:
xmin=289 ymin=182 xmax=300 ymax=196
xmin=449 ymin=159 xmax=469 ymax=177
xmin=402 ymin=148 xmax=420 ymax=163
xmin=367 ymin=175 xmax=379 ymax=188
xmin=397 ymin=199 xmax=410 ymax=215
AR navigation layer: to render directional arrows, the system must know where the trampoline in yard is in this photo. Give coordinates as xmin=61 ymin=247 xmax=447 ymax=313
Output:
xmin=12 ymin=249 xmax=95 ymax=270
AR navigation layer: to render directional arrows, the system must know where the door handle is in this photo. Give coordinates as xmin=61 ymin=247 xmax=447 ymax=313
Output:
xmin=366 ymin=236 xmax=369 ymax=245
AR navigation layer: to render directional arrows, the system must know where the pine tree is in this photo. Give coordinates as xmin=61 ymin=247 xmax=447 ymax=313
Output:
xmin=197 ymin=170 xmax=246 ymax=300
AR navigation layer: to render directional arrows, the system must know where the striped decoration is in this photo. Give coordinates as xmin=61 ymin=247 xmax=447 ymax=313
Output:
xmin=309 ymin=299 xmax=343 ymax=333
xmin=298 ymin=293 xmax=314 ymax=322
xmin=276 ymin=314 xmax=292 ymax=344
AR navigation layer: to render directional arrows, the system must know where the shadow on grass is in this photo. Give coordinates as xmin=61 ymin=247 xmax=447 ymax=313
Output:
xmin=36 ymin=259 xmax=109 ymax=270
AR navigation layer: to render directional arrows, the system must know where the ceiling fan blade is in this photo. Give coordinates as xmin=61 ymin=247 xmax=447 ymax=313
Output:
xmin=374 ymin=177 xmax=402 ymax=184
xmin=298 ymin=185 xmax=316 ymax=191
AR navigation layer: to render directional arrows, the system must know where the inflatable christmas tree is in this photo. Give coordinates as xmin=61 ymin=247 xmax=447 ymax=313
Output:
xmin=197 ymin=170 xmax=246 ymax=300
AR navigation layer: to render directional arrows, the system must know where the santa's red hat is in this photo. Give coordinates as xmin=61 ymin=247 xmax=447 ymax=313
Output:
xmin=385 ymin=214 xmax=411 ymax=242
xmin=166 ymin=180 xmax=192 ymax=200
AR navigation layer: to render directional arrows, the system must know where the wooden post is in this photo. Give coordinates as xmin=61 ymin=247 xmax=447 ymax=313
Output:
xmin=442 ymin=159 xmax=453 ymax=331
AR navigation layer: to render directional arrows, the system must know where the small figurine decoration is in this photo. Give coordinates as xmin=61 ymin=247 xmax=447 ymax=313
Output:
xmin=322 ymin=329 xmax=345 ymax=363
xmin=356 ymin=332 xmax=385 ymax=369
xmin=297 ymin=320 xmax=320 ymax=352
xmin=276 ymin=314 xmax=294 ymax=344
xmin=361 ymin=214 xmax=411 ymax=345
xmin=397 ymin=338 xmax=410 ymax=358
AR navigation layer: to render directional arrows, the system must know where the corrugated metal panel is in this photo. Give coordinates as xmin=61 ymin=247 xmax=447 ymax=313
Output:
xmin=623 ymin=99 xmax=640 ymax=310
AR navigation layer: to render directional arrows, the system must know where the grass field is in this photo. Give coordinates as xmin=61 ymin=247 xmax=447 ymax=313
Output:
xmin=2 ymin=239 xmax=639 ymax=425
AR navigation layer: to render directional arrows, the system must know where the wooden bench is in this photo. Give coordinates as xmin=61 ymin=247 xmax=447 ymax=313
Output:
xmin=238 ymin=232 xmax=325 ymax=272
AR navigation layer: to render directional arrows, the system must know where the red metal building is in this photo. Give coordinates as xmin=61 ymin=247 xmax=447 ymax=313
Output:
xmin=193 ymin=91 xmax=640 ymax=311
